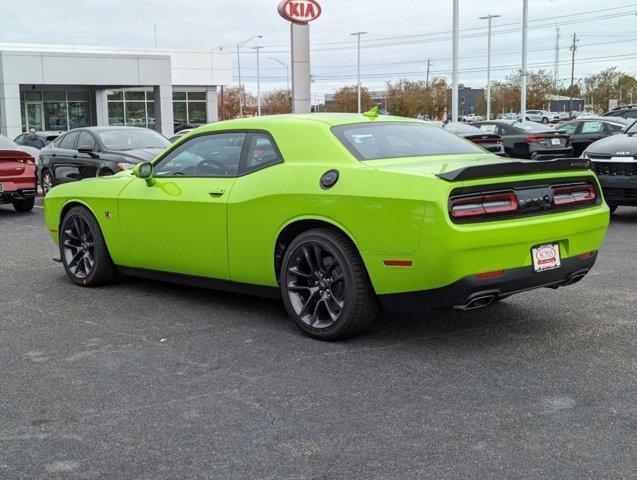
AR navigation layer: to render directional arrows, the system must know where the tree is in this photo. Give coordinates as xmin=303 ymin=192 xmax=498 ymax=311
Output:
xmin=261 ymin=89 xmax=292 ymax=115
xmin=583 ymin=67 xmax=621 ymax=113
xmin=328 ymin=85 xmax=373 ymax=112
xmin=218 ymin=85 xmax=256 ymax=120
xmin=384 ymin=78 xmax=448 ymax=119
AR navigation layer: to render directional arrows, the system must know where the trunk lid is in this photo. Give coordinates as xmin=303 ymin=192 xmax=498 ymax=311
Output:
xmin=0 ymin=150 xmax=34 ymax=177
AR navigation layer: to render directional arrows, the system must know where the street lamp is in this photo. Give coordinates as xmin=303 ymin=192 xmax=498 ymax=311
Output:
xmin=269 ymin=57 xmax=290 ymax=91
xmin=451 ymin=0 xmax=459 ymax=122
xmin=479 ymin=14 xmax=501 ymax=120
xmin=520 ymin=0 xmax=529 ymax=116
xmin=236 ymin=35 xmax=262 ymax=117
xmin=253 ymin=46 xmax=262 ymax=116
xmin=350 ymin=31 xmax=368 ymax=113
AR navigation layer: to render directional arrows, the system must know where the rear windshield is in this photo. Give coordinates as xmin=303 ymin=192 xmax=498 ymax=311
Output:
xmin=510 ymin=121 xmax=554 ymax=133
xmin=97 ymin=129 xmax=169 ymax=151
xmin=332 ymin=122 xmax=483 ymax=161
xmin=443 ymin=122 xmax=483 ymax=134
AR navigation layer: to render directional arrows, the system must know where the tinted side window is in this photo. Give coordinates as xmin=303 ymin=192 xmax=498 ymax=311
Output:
xmin=559 ymin=122 xmax=578 ymax=135
xmin=478 ymin=124 xmax=497 ymax=134
xmin=154 ymin=132 xmax=246 ymax=178
xmin=77 ymin=131 xmax=97 ymax=151
xmin=59 ymin=131 xmax=79 ymax=149
xmin=605 ymin=122 xmax=624 ymax=133
xmin=626 ymin=110 xmax=637 ymax=119
xmin=243 ymin=133 xmax=282 ymax=172
xmin=15 ymin=134 xmax=25 ymax=145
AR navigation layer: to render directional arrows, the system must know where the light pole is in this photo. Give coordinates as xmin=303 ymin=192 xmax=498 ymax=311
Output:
xmin=269 ymin=57 xmax=290 ymax=91
xmin=451 ymin=0 xmax=459 ymax=122
xmin=236 ymin=35 xmax=262 ymax=117
xmin=253 ymin=46 xmax=262 ymax=116
xmin=520 ymin=0 xmax=528 ymax=117
xmin=350 ymin=31 xmax=368 ymax=113
xmin=479 ymin=14 xmax=501 ymax=120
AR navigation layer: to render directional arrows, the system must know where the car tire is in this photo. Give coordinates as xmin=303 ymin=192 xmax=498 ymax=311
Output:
xmin=12 ymin=198 xmax=35 ymax=212
xmin=59 ymin=206 xmax=118 ymax=287
xmin=608 ymin=205 xmax=618 ymax=215
xmin=280 ymin=228 xmax=378 ymax=340
xmin=41 ymin=169 xmax=54 ymax=196
xmin=542 ymin=117 xmax=548 ymax=124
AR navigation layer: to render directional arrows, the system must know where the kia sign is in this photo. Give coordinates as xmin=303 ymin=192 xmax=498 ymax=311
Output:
xmin=278 ymin=0 xmax=322 ymax=24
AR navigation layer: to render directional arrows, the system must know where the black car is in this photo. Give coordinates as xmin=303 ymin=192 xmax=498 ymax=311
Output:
xmin=470 ymin=120 xmax=572 ymax=160
xmin=442 ymin=122 xmax=505 ymax=155
xmin=582 ymin=119 xmax=637 ymax=214
xmin=39 ymin=127 xmax=170 ymax=195
xmin=601 ymin=105 xmax=637 ymax=120
xmin=557 ymin=116 xmax=630 ymax=157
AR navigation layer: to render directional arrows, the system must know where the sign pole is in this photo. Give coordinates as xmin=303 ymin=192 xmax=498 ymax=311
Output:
xmin=291 ymin=23 xmax=311 ymax=113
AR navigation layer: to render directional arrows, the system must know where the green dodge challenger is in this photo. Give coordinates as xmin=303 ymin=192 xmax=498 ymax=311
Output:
xmin=44 ymin=112 xmax=610 ymax=340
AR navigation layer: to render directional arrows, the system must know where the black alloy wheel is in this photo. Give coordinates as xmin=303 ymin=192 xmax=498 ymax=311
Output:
xmin=281 ymin=228 xmax=378 ymax=340
xmin=285 ymin=242 xmax=347 ymax=329
xmin=60 ymin=206 xmax=118 ymax=286
xmin=61 ymin=214 xmax=95 ymax=280
xmin=41 ymin=170 xmax=53 ymax=196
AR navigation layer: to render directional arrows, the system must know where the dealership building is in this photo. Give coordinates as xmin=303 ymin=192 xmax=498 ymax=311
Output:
xmin=0 ymin=43 xmax=232 ymax=140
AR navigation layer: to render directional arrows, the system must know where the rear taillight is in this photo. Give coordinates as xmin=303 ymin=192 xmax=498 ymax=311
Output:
xmin=552 ymin=184 xmax=596 ymax=206
xmin=450 ymin=192 xmax=518 ymax=218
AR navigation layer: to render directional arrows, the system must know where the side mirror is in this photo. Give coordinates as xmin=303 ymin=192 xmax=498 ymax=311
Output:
xmin=132 ymin=162 xmax=155 ymax=186
xmin=78 ymin=147 xmax=99 ymax=157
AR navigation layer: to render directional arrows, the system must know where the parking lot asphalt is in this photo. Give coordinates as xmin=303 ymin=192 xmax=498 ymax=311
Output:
xmin=0 ymin=198 xmax=635 ymax=479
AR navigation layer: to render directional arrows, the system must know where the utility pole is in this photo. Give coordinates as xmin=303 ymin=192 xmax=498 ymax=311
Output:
xmin=569 ymin=33 xmax=578 ymax=118
xmin=350 ymin=31 xmax=368 ymax=113
xmin=236 ymin=35 xmax=262 ymax=117
xmin=269 ymin=57 xmax=290 ymax=91
xmin=253 ymin=46 xmax=262 ymax=116
xmin=425 ymin=58 xmax=431 ymax=87
xmin=520 ymin=0 xmax=528 ymax=117
xmin=480 ymin=14 xmax=501 ymax=120
xmin=451 ymin=0 xmax=459 ymax=122
xmin=554 ymin=24 xmax=560 ymax=87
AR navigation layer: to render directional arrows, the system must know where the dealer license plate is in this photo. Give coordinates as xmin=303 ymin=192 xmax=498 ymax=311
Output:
xmin=532 ymin=243 xmax=561 ymax=273
xmin=551 ymin=138 xmax=561 ymax=146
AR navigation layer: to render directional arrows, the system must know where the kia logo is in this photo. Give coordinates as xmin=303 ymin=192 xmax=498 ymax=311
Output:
xmin=278 ymin=0 xmax=322 ymax=24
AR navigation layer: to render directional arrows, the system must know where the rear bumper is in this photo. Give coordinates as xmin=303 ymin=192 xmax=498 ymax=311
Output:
xmin=378 ymin=252 xmax=597 ymax=312
xmin=0 ymin=188 xmax=37 ymax=204
xmin=598 ymin=175 xmax=637 ymax=206
xmin=529 ymin=149 xmax=573 ymax=160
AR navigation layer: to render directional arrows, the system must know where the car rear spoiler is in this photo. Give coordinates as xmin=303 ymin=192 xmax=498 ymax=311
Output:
xmin=436 ymin=158 xmax=592 ymax=182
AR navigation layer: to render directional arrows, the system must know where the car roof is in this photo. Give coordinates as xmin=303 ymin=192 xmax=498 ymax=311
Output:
xmin=194 ymin=113 xmax=425 ymax=133
xmin=568 ymin=116 xmax=630 ymax=124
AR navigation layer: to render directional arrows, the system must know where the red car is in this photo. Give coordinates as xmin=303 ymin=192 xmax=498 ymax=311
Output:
xmin=0 ymin=135 xmax=37 ymax=212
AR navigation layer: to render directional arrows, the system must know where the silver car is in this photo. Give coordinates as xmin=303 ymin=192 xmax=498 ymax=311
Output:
xmin=525 ymin=110 xmax=560 ymax=124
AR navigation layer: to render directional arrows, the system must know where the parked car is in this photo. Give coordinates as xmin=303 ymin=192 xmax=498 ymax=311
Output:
xmin=39 ymin=127 xmax=170 ymax=195
xmin=471 ymin=120 xmax=573 ymax=159
xmin=557 ymin=116 xmax=631 ymax=157
xmin=14 ymin=130 xmax=61 ymax=149
xmin=601 ymin=105 xmax=637 ymax=120
xmin=525 ymin=110 xmax=560 ymax=124
xmin=443 ymin=122 xmax=505 ymax=155
xmin=0 ymin=134 xmax=37 ymax=212
xmin=44 ymin=113 xmax=609 ymax=340
xmin=581 ymin=119 xmax=637 ymax=214
xmin=168 ymin=128 xmax=194 ymax=143
xmin=462 ymin=114 xmax=483 ymax=122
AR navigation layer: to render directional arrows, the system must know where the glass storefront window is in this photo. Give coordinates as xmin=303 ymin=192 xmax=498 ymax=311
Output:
xmin=108 ymin=90 xmax=123 ymax=101
xmin=68 ymin=91 xmax=89 ymax=101
xmin=173 ymin=102 xmax=187 ymax=125
xmin=45 ymin=102 xmax=68 ymax=130
xmin=44 ymin=91 xmax=66 ymax=102
xmin=68 ymin=102 xmax=89 ymax=129
xmin=188 ymin=102 xmax=207 ymax=123
xmin=25 ymin=91 xmax=42 ymax=102
xmin=147 ymin=102 xmax=156 ymax=130
xmin=108 ymin=102 xmax=125 ymax=126
xmin=173 ymin=92 xmax=187 ymax=101
xmin=125 ymin=91 xmax=146 ymax=101
xmin=188 ymin=92 xmax=206 ymax=101
xmin=125 ymin=102 xmax=147 ymax=127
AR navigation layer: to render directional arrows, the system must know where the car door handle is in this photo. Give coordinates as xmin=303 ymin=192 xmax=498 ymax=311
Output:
xmin=209 ymin=188 xmax=225 ymax=196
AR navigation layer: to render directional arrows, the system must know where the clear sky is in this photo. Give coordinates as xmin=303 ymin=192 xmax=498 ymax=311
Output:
xmin=1 ymin=0 xmax=636 ymax=100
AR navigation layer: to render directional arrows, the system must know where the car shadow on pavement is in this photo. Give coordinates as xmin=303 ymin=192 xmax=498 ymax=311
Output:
xmin=103 ymin=273 xmax=556 ymax=349
xmin=610 ymin=207 xmax=637 ymax=224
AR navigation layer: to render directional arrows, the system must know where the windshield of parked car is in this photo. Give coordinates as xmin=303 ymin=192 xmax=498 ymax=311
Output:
xmin=332 ymin=122 xmax=484 ymax=161
xmin=625 ymin=120 xmax=637 ymax=135
xmin=443 ymin=122 xmax=484 ymax=135
xmin=510 ymin=121 xmax=553 ymax=133
xmin=97 ymin=129 xmax=170 ymax=151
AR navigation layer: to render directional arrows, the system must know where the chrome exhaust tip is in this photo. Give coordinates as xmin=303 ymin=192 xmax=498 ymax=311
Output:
xmin=455 ymin=294 xmax=497 ymax=311
xmin=564 ymin=272 xmax=587 ymax=286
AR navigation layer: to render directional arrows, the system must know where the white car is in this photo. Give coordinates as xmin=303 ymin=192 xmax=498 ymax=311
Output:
xmin=463 ymin=114 xmax=483 ymax=122
xmin=525 ymin=110 xmax=560 ymax=124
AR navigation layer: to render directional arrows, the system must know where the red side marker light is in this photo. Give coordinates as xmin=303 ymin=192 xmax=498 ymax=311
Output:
xmin=383 ymin=260 xmax=413 ymax=267
xmin=578 ymin=252 xmax=594 ymax=260
xmin=476 ymin=270 xmax=505 ymax=279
